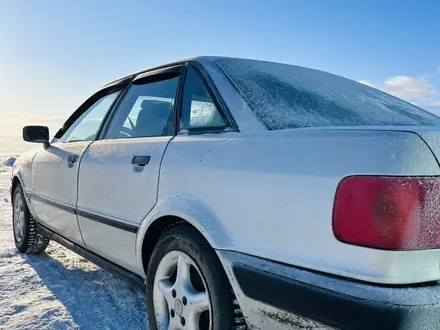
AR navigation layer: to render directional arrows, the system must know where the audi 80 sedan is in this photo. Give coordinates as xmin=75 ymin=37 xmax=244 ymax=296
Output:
xmin=10 ymin=56 xmax=440 ymax=330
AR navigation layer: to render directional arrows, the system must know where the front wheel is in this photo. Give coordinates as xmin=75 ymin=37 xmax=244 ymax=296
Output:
xmin=146 ymin=225 xmax=245 ymax=330
xmin=12 ymin=184 xmax=50 ymax=254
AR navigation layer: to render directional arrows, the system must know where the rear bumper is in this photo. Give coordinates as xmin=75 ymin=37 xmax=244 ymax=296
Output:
xmin=217 ymin=251 xmax=440 ymax=330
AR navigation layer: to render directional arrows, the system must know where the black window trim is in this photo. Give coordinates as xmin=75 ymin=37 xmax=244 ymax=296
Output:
xmin=102 ymin=59 xmax=188 ymax=89
xmin=132 ymin=65 xmax=182 ymax=85
xmin=56 ymin=59 xmax=239 ymax=143
xmin=98 ymin=64 xmax=184 ymax=140
xmin=54 ymin=76 xmax=133 ymax=142
xmin=172 ymin=64 xmax=188 ymax=136
xmin=97 ymin=79 xmax=134 ymax=140
xmin=176 ymin=61 xmax=239 ymax=135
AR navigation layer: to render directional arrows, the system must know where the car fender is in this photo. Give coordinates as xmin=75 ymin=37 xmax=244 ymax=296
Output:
xmin=135 ymin=193 xmax=234 ymax=272
xmin=11 ymin=149 xmax=38 ymax=194
xmin=11 ymin=167 xmax=36 ymax=219
xmin=10 ymin=170 xmax=24 ymax=200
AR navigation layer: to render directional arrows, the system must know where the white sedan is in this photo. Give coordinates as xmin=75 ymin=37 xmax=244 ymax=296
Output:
xmin=10 ymin=56 xmax=440 ymax=330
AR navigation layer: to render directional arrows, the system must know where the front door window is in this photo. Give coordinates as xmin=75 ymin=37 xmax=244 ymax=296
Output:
xmin=60 ymin=91 xmax=120 ymax=143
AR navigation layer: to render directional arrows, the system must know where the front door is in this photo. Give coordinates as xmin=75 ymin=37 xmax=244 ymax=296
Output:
xmin=77 ymin=67 xmax=181 ymax=273
xmin=30 ymin=91 xmax=121 ymax=245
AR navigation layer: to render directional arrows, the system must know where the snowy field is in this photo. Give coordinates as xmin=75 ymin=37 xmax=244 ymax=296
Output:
xmin=0 ymin=153 xmax=148 ymax=329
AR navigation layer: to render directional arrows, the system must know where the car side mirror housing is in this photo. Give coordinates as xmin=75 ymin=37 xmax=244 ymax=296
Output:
xmin=23 ymin=126 xmax=50 ymax=147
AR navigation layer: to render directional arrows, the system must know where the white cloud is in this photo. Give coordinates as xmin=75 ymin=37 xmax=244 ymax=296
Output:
xmin=359 ymin=75 xmax=440 ymax=112
xmin=385 ymin=76 xmax=437 ymax=101
xmin=360 ymin=76 xmax=437 ymax=102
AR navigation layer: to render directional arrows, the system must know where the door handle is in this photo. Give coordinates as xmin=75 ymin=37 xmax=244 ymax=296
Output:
xmin=67 ymin=154 xmax=79 ymax=166
xmin=132 ymin=155 xmax=151 ymax=166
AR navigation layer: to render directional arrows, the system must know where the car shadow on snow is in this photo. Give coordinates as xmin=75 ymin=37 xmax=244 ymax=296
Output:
xmin=22 ymin=250 xmax=149 ymax=329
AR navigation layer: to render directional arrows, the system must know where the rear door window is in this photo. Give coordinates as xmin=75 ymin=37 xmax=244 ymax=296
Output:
xmin=179 ymin=66 xmax=228 ymax=132
xmin=105 ymin=76 xmax=179 ymax=139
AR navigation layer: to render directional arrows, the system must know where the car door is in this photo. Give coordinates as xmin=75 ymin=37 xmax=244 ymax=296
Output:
xmin=29 ymin=89 xmax=123 ymax=245
xmin=76 ymin=66 xmax=181 ymax=273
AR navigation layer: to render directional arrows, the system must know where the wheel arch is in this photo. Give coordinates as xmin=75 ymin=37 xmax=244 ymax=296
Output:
xmin=136 ymin=196 xmax=234 ymax=277
xmin=139 ymin=215 xmax=194 ymax=276
xmin=143 ymin=217 xmax=248 ymax=329
xmin=10 ymin=175 xmax=23 ymax=201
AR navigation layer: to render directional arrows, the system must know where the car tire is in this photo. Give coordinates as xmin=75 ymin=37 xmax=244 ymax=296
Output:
xmin=12 ymin=184 xmax=50 ymax=254
xmin=146 ymin=225 xmax=246 ymax=330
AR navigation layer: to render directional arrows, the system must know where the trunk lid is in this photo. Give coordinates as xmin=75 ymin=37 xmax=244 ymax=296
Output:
xmin=287 ymin=125 xmax=440 ymax=166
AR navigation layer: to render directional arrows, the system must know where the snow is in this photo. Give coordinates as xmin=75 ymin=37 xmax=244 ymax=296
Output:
xmin=0 ymin=158 xmax=148 ymax=329
xmin=2 ymin=157 xmax=16 ymax=167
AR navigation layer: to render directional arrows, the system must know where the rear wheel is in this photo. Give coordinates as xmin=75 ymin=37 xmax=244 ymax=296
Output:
xmin=12 ymin=184 xmax=50 ymax=254
xmin=146 ymin=225 xmax=246 ymax=330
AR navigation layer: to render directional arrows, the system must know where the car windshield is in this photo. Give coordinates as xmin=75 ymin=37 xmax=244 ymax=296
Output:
xmin=215 ymin=58 xmax=440 ymax=130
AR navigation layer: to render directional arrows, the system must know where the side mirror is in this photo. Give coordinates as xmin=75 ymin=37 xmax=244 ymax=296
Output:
xmin=23 ymin=126 xmax=50 ymax=146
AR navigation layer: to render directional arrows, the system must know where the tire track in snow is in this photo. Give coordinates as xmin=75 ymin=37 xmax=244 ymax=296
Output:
xmin=0 ymin=166 xmax=149 ymax=329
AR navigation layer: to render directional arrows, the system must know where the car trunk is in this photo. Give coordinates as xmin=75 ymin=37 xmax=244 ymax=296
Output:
xmin=312 ymin=125 xmax=440 ymax=166
xmin=372 ymin=126 xmax=440 ymax=165
xmin=409 ymin=129 xmax=440 ymax=164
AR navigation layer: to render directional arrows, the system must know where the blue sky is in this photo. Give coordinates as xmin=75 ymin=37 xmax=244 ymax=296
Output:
xmin=1 ymin=0 xmax=439 ymax=136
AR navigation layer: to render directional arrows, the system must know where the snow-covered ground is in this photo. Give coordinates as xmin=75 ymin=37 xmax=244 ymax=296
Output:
xmin=0 ymin=156 xmax=148 ymax=329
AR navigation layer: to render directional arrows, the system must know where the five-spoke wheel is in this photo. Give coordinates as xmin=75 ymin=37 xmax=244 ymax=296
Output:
xmin=147 ymin=225 xmax=245 ymax=330
xmin=154 ymin=251 xmax=211 ymax=330
xmin=12 ymin=184 xmax=50 ymax=254
xmin=13 ymin=192 xmax=26 ymax=243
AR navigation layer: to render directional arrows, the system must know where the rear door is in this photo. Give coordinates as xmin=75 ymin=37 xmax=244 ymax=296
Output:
xmin=76 ymin=66 xmax=182 ymax=273
xmin=30 ymin=88 xmax=123 ymax=245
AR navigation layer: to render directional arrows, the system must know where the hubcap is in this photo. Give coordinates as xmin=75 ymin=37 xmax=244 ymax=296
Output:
xmin=13 ymin=192 xmax=26 ymax=242
xmin=174 ymin=299 xmax=183 ymax=316
xmin=153 ymin=250 xmax=212 ymax=330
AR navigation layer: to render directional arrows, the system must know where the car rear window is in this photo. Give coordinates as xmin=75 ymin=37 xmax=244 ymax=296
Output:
xmin=215 ymin=58 xmax=440 ymax=130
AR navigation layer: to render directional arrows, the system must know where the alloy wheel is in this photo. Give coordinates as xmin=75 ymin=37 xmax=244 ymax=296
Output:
xmin=13 ymin=192 xmax=26 ymax=242
xmin=153 ymin=250 xmax=212 ymax=330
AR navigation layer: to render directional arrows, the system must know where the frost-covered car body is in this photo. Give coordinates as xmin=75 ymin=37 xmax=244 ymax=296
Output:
xmin=11 ymin=56 xmax=440 ymax=330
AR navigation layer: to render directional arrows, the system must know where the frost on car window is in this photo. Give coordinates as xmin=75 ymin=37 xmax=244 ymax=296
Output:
xmin=215 ymin=58 xmax=440 ymax=130
xmin=189 ymin=101 xmax=223 ymax=128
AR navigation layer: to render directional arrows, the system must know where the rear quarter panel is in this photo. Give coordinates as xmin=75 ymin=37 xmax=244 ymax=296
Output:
xmin=158 ymin=128 xmax=440 ymax=284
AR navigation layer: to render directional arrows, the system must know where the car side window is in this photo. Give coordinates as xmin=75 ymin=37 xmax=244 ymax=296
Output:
xmin=105 ymin=76 xmax=179 ymax=139
xmin=59 ymin=91 xmax=120 ymax=143
xmin=179 ymin=66 xmax=227 ymax=132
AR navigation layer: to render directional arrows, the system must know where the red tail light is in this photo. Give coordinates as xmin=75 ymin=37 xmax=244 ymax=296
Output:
xmin=333 ymin=176 xmax=440 ymax=250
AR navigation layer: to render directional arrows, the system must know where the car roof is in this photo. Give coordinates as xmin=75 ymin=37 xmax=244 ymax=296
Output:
xmin=102 ymin=56 xmax=228 ymax=88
